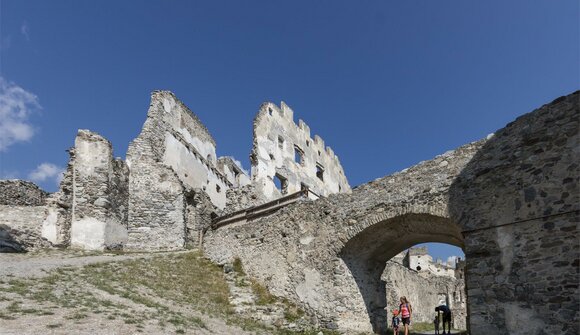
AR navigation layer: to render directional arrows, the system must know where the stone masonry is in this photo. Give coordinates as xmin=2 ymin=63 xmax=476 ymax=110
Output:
xmin=1 ymin=89 xmax=576 ymax=334
xmin=42 ymin=130 xmax=129 ymax=250
xmin=250 ymin=101 xmax=350 ymax=200
xmin=204 ymin=91 xmax=579 ymax=334
xmin=0 ymin=180 xmax=48 ymax=206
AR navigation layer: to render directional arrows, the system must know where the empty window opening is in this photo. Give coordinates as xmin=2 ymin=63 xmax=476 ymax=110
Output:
xmin=316 ymin=163 xmax=324 ymax=181
xmin=416 ymin=265 xmax=422 ymax=271
xmin=318 ymin=150 xmax=321 ymax=156
xmin=274 ymin=174 xmax=288 ymax=195
xmin=306 ymin=140 xmax=310 ymax=147
xmin=278 ymin=136 xmax=284 ymax=150
xmin=268 ymin=107 xmax=273 ymax=116
xmin=216 ymin=185 xmax=221 ymax=193
xmin=294 ymin=146 xmax=305 ymax=166
xmin=338 ymin=184 xmax=342 ymax=192
xmin=269 ymin=153 xmax=275 ymax=160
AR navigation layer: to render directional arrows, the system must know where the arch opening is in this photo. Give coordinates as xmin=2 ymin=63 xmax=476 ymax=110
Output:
xmin=339 ymin=213 xmax=467 ymax=334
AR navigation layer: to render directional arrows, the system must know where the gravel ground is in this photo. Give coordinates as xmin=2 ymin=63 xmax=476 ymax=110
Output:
xmin=0 ymin=250 xmax=267 ymax=335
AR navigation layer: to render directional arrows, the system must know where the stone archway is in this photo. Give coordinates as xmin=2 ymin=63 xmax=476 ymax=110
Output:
xmin=337 ymin=213 xmax=463 ymax=333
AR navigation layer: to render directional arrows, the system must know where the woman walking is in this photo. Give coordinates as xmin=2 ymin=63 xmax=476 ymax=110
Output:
xmin=399 ymin=296 xmax=412 ymax=335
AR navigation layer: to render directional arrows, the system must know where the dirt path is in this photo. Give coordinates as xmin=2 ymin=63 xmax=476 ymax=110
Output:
xmin=0 ymin=250 xmax=156 ymax=278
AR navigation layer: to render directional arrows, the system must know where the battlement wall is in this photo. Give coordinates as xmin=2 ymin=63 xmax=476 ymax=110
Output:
xmin=250 ymin=101 xmax=350 ymax=200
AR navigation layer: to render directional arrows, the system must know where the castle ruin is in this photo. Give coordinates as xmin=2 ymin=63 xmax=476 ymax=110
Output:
xmin=0 ymin=90 xmax=577 ymax=334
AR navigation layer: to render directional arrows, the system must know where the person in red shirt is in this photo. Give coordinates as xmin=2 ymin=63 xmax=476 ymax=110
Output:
xmin=399 ymin=296 xmax=412 ymax=335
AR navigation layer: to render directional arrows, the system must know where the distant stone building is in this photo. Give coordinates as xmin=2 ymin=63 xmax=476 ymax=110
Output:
xmin=384 ymin=247 xmax=467 ymax=329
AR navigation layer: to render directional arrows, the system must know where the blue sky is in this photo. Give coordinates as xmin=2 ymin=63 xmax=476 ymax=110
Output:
xmin=0 ymin=1 xmax=578 ymax=260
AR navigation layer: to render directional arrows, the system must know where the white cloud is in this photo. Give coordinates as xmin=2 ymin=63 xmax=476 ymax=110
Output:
xmin=0 ymin=77 xmax=41 ymax=151
xmin=20 ymin=21 xmax=30 ymax=41
xmin=28 ymin=163 xmax=64 ymax=186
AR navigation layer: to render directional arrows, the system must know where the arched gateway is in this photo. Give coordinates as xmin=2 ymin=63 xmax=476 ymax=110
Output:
xmin=204 ymin=92 xmax=578 ymax=334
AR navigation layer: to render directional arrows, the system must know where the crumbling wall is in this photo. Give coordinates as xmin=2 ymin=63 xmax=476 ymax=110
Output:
xmin=250 ymin=102 xmax=350 ymax=200
xmin=0 ymin=205 xmax=51 ymax=252
xmin=185 ymin=188 xmax=216 ymax=249
xmin=204 ymin=90 xmax=579 ymax=335
xmin=223 ymin=183 xmax=270 ymax=215
xmin=42 ymin=130 xmax=129 ymax=250
xmin=42 ymin=153 xmax=74 ymax=247
xmin=68 ymin=130 xmax=129 ymax=250
xmin=217 ymin=157 xmax=251 ymax=187
xmin=0 ymin=180 xmax=48 ymax=206
xmin=0 ymin=180 xmax=51 ymax=251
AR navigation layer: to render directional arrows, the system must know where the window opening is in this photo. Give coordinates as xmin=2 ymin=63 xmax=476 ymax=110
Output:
xmin=274 ymin=174 xmax=288 ymax=195
xmin=278 ymin=136 xmax=284 ymax=150
xmin=216 ymin=185 xmax=221 ymax=193
xmin=294 ymin=145 xmax=304 ymax=166
xmin=268 ymin=107 xmax=273 ymax=116
xmin=316 ymin=163 xmax=324 ymax=181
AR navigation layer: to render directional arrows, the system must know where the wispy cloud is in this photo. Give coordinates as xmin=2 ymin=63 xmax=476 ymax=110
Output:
xmin=28 ymin=163 xmax=64 ymax=186
xmin=20 ymin=21 xmax=30 ymax=41
xmin=0 ymin=77 xmax=41 ymax=151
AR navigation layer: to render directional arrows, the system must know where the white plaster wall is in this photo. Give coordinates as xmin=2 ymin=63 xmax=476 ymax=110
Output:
xmin=251 ymin=102 xmax=350 ymax=200
xmin=75 ymin=135 xmax=110 ymax=173
xmin=163 ymin=134 xmax=228 ymax=209
xmin=70 ymin=217 xmax=127 ymax=250
xmin=41 ymin=207 xmax=58 ymax=244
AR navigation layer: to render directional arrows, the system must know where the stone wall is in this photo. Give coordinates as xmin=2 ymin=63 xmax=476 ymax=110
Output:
xmin=0 ymin=205 xmax=51 ymax=251
xmin=42 ymin=130 xmax=129 ymax=250
xmin=185 ymin=188 xmax=215 ymax=249
xmin=250 ymin=101 xmax=350 ymax=200
xmin=448 ymin=92 xmax=579 ymax=335
xmin=0 ymin=180 xmax=48 ymax=206
xmin=126 ymin=91 xmax=229 ymax=250
xmin=217 ymin=157 xmax=251 ymax=188
xmin=204 ymin=91 xmax=579 ymax=334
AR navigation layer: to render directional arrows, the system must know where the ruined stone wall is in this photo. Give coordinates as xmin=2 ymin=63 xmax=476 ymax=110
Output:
xmin=41 ymin=130 xmax=129 ymax=250
xmin=0 ymin=205 xmax=51 ymax=251
xmin=250 ymin=102 xmax=350 ymax=200
xmin=0 ymin=180 xmax=49 ymax=206
xmin=204 ymin=91 xmax=579 ymax=334
xmin=217 ymin=157 xmax=251 ymax=188
xmin=448 ymin=92 xmax=579 ymax=335
xmin=185 ymin=188 xmax=215 ymax=249
xmin=68 ymin=130 xmax=129 ymax=250
xmin=205 ymin=139 xmax=483 ymax=333
xmin=42 ymin=151 xmax=74 ymax=247
xmin=223 ymin=183 xmax=270 ymax=215
xmin=382 ymin=261 xmax=466 ymax=329
xmin=0 ymin=180 xmax=51 ymax=251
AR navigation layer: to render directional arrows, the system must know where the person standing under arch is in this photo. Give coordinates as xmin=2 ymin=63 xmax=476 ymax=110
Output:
xmin=399 ymin=296 xmax=412 ymax=335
